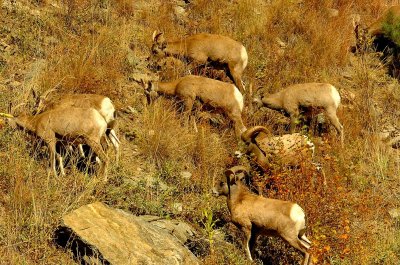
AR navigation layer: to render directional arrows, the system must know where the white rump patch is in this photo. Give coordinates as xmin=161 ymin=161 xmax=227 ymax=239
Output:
xmin=290 ymin=204 xmax=305 ymax=224
xmin=100 ymin=98 xmax=115 ymax=123
xmin=241 ymin=46 xmax=248 ymax=69
xmin=233 ymin=86 xmax=244 ymax=111
xmin=330 ymin=85 xmax=341 ymax=109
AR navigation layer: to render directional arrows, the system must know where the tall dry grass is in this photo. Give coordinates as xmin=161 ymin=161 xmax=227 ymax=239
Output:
xmin=1 ymin=0 xmax=400 ymax=264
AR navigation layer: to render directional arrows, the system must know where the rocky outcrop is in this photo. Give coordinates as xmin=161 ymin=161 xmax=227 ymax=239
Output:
xmin=55 ymin=202 xmax=199 ymax=265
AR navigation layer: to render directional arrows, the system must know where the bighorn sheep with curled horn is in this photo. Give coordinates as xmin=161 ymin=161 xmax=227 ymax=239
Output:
xmin=241 ymin=126 xmax=315 ymax=170
xmin=212 ymin=166 xmax=312 ymax=264
xmin=33 ymin=90 xmax=121 ymax=160
xmin=7 ymin=108 xmax=109 ymax=180
xmin=151 ymin=31 xmax=248 ymax=93
xmin=254 ymin=83 xmax=344 ymax=146
xmin=142 ymin=75 xmax=247 ymax=137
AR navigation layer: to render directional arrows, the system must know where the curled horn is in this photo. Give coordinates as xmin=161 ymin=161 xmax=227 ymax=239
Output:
xmin=225 ymin=165 xmax=249 ymax=183
xmin=152 ymin=31 xmax=164 ymax=44
xmin=152 ymin=30 xmax=158 ymax=41
xmin=152 ymin=31 xmax=164 ymax=42
xmin=241 ymin=126 xmax=270 ymax=143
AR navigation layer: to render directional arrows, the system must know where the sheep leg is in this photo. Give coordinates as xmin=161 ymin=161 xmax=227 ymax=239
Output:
xmin=182 ymin=97 xmax=198 ymax=132
xmin=241 ymin=226 xmax=253 ymax=261
xmin=249 ymin=229 xmax=259 ymax=258
xmin=181 ymin=95 xmax=195 ymax=113
xmin=228 ymin=63 xmax=245 ymax=93
xmin=280 ymin=234 xmax=311 ymax=265
xmin=57 ymin=154 xmax=66 ymax=176
xmin=85 ymin=137 xmax=109 ymax=182
xmin=227 ymin=110 xmax=246 ymax=139
xmin=47 ymin=140 xmax=58 ymax=177
xmin=78 ymin=144 xmax=85 ymax=158
xmin=325 ymin=109 xmax=344 ymax=146
xmin=289 ymin=113 xmax=299 ymax=133
xmin=107 ymin=129 xmax=120 ymax=163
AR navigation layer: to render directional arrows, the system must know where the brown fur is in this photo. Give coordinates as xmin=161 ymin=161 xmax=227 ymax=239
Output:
xmin=241 ymin=126 xmax=314 ymax=169
xmin=13 ymin=108 xmax=109 ymax=180
xmin=35 ymin=93 xmax=120 ymax=160
xmin=152 ymin=32 xmax=248 ymax=93
xmin=212 ymin=166 xmax=312 ymax=264
xmin=145 ymin=75 xmax=246 ymax=137
xmin=257 ymin=83 xmax=343 ymax=145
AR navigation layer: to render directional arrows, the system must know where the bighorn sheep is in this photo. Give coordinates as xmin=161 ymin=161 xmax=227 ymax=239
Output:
xmin=142 ymin=75 xmax=247 ymax=137
xmin=10 ymin=108 xmax=109 ymax=180
xmin=212 ymin=166 xmax=312 ymax=264
xmin=255 ymin=83 xmax=343 ymax=145
xmin=240 ymin=126 xmax=315 ymax=171
xmin=151 ymin=31 xmax=248 ymax=93
xmin=33 ymin=91 xmax=121 ymax=159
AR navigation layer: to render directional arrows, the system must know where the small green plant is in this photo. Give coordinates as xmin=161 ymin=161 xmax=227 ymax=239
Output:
xmin=201 ymin=209 xmax=219 ymax=255
xmin=382 ymin=11 xmax=400 ymax=46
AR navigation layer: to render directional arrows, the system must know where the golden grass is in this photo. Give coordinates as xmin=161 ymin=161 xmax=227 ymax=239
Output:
xmin=1 ymin=0 xmax=400 ymax=264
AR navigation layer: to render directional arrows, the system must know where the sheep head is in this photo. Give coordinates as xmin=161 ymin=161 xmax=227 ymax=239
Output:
xmin=212 ymin=166 xmax=249 ymax=197
xmin=151 ymin=31 xmax=167 ymax=57
xmin=140 ymin=79 xmax=159 ymax=104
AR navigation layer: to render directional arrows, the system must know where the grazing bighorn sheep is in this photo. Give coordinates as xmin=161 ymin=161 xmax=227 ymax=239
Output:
xmin=255 ymin=83 xmax=343 ymax=145
xmin=151 ymin=31 xmax=248 ymax=93
xmin=241 ymin=126 xmax=315 ymax=171
xmin=212 ymin=166 xmax=312 ymax=264
xmin=142 ymin=75 xmax=247 ymax=137
xmin=33 ymin=91 xmax=121 ymax=159
xmin=10 ymin=108 xmax=109 ymax=180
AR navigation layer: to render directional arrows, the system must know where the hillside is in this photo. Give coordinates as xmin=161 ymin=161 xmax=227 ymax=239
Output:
xmin=0 ymin=0 xmax=399 ymax=264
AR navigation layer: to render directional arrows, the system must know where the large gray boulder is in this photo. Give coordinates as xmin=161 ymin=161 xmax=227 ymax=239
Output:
xmin=55 ymin=202 xmax=199 ymax=265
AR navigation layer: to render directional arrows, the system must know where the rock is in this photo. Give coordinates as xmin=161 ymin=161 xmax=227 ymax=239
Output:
xmin=172 ymin=202 xmax=183 ymax=214
xmin=378 ymin=125 xmax=400 ymax=149
xmin=389 ymin=208 xmax=400 ymax=219
xmin=55 ymin=202 xmax=199 ymax=265
xmin=138 ymin=215 xmax=196 ymax=243
xmin=326 ymin=8 xmax=339 ymax=18
xmin=180 ymin=171 xmax=192 ymax=180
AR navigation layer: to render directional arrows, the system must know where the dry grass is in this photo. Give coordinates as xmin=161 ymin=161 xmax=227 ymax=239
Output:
xmin=0 ymin=0 xmax=400 ymax=264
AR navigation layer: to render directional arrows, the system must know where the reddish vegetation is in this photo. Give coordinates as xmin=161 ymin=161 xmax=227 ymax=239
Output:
xmin=0 ymin=1 xmax=399 ymax=264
